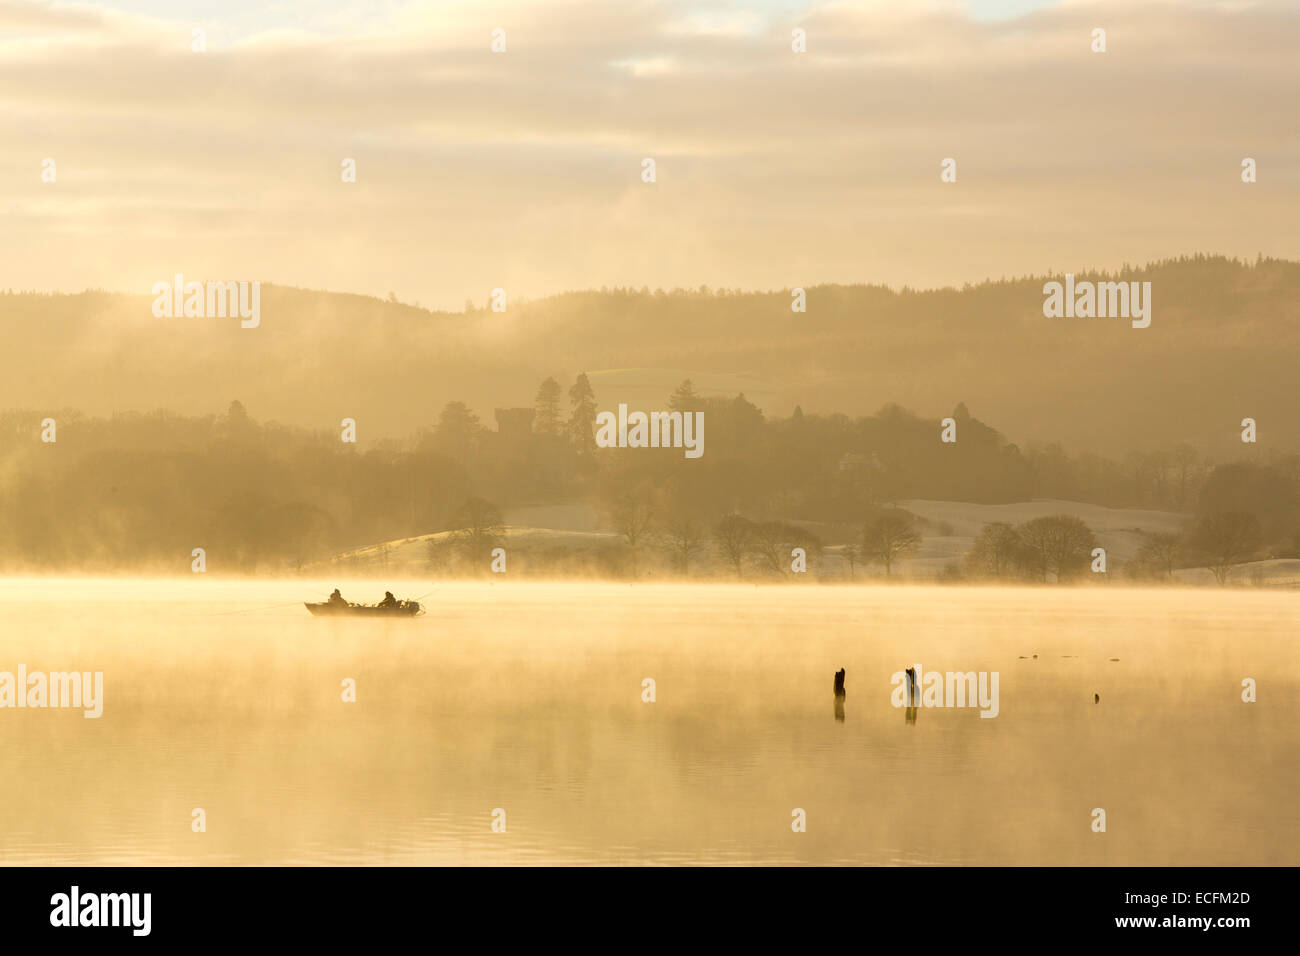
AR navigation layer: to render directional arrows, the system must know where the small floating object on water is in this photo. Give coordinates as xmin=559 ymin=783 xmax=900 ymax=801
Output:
xmin=1109 ymin=657 xmax=1120 ymax=662
xmin=1094 ymin=693 xmax=1100 ymax=703
xmin=833 ymin=668 xmax=846 ymax=697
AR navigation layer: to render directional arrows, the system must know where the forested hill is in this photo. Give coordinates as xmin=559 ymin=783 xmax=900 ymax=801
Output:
xmin=3 ymin=254 xmax=1296 ymax=457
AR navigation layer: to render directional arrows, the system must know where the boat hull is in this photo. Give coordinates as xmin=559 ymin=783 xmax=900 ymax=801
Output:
xmin=305 ymin=602 xmax=422 ymax=617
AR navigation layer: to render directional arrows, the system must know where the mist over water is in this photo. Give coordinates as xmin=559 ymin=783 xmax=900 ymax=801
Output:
xmin=1 ymin=578 xmax=1293 ymax=866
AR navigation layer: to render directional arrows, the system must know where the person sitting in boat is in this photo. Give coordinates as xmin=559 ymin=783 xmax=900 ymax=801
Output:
xmin=379 ymin=591 xmax=398 ymax=608
xmin=327 ymin=589 xmax=348 ymax=607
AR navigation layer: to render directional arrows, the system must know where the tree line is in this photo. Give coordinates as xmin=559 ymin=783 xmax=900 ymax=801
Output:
xmin=0 ymin=379 xmax=1295 ymax=580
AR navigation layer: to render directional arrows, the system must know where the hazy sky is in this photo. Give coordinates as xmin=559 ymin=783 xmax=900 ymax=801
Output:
xmin=2 ymin=0 xmax=1295 ymax=309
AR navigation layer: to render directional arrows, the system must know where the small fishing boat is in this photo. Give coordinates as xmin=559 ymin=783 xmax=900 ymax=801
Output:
xmin=305 ymin=600 xmax=423 ymax=617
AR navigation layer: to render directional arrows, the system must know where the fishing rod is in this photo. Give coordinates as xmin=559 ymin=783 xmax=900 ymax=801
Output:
xmin=205 ymin=600 xmax=312 ymax=616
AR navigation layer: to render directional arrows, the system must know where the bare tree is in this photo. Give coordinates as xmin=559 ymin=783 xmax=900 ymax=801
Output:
xmin=450 ymin=497 xmax=506 ymax=570
xmin=964 ymin=522 xmax=1023 ymax=579
xmin=426 ymin=536 xmax=455 ymax=575
xmin=1017 ymin=515 xmax=1096 ymax=582
xmin=1134 ymin=530 xmax=1180 ymax=578
xmin=657 ymin=511 xmax=708 ymax=574
xmin=748 ymin=520 xmax=813 ymax=577
xmin=790 ymin=526 xmax=824 ymax=575
xmin=610 ymin=493 xmax=654 ymax=577
xmin=841 ymin=542 xmax=861 ymax=580
xmin=861 ymin=510 xmax=921 ymax=576
xmin=713 ymin=514 xmax=755 ymax=576
xmin=1190 ymin=511 xmax=1262 ymax=584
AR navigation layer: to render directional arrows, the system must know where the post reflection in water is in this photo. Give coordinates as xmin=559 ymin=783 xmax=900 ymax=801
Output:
xmin=0 ymin=578 xmax=1295 ymax=865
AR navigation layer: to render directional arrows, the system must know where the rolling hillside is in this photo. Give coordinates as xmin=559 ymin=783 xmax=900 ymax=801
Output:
xmin=4 ymin=254 xmax=1298 ymax=458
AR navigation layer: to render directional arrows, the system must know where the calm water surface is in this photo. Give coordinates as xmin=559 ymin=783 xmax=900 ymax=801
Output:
xmin=0 ymin=578 xmax=1295 ymax=865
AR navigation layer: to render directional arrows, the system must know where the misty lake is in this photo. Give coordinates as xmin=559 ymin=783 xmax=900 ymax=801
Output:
xmin=0 ymin=578 xmax=1295 ymax=866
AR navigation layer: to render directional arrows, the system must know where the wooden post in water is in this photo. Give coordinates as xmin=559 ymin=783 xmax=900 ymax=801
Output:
xmin=905 ymin=666 xmax=919 ymax=724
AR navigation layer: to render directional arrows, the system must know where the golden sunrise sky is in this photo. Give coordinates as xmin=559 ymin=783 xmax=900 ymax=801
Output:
xmin=1 ymin=0 xmax=1296 ymax=310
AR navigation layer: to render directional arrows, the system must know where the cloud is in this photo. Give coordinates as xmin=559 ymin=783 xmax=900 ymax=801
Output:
xmin=0 ymin=0 xmax=1297 ymax=308
xmin=610 ymin=55 xmax=678 ymax=77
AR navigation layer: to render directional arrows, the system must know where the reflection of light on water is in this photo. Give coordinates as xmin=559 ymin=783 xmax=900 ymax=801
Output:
xmin=0 ymin=579 xmax=1296 ymax=865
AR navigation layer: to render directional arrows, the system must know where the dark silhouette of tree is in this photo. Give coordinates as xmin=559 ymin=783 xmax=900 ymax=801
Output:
xmin=434 ymin=401 xmax=481 ymax=464
xmin=0 ymin=380 xmax=1286 ymax=581
xmin=450 ymin=497 xmax=505 ymax=569
xmin=668 ymin=379 xmax=703 ymax=413
xmin=568 ymin=373 xmax=597 ymax=456
xmin=749 ymin=520 xmax=812 ymax=576
xmin=841 ymin=542 xmax=861 ymax=579
xmin=657 ymin=513 xmax=706 ymax=573
xmin=426 ymin=536 xmax=455 ymax=574
xmin=1017 ymin=515 xmax=1096 ymax=582
xmin=1134 ymin=531 xmax=1180 ymax=578
xmin=534 ymin=377 xmax=562 ymax=436
xmin=861 ymin=510 xmax=921 ymax=576
xmin=1198 ymin=461 xmax=1298 ymax=547
xmin=965 ymin=522 xmax=1023 ymax=578
xmin=789 ymin=525 xmax=823 ymax=574
xmin=1190 ymin=512 xmax=1262 ymax=584
xmin=654 ymin=484 xmax=708 ymax=574
xmin=609 ymin=492 xmax=654 ymax=577
xmin=713 ymin=514 xmax=755 ymax=576
xmin=218 ymin=399 xmax=258 ymax=443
